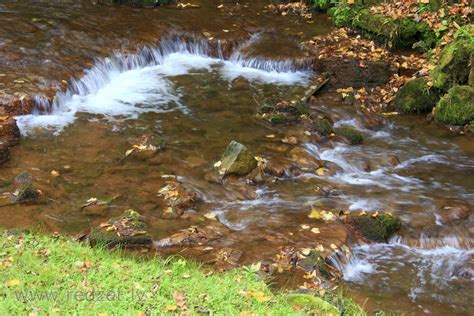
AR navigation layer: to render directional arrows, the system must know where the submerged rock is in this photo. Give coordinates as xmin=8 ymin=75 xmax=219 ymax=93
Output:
xmin=288 ymin=147 xmax=321 ymax=169
xmin=158 ymin=180 xmax=199 ymax=219
xmin=89 ymin=209 xmax=152 ymax=247
xmin=346 ymin=213 xmax=401 ymax=243
xmin=9 ymin=183 xmax=40 ymax=203
xmin=438 ymin=200 xmax=471 ymax=224
xmin=434 ymin=85 xmax=474 ymax=126
xmin=220 ymin=141 xmax=257 ymax=176
xmin=334 ymin=126 xmax=364 ymax=145
xmin=394 ymin=77 xmax=440 ymax=114
xmin=156 ymin=222 xmax=228 ymax=247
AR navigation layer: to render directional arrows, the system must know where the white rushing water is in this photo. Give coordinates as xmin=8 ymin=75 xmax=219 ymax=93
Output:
xmin=17 ymin=34 xmax=311 ymax=135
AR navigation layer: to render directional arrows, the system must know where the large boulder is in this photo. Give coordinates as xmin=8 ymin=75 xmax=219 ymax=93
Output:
xmin=220 ymin=141 xmax=257 ymax=176
xmin=89 ymin=210 xmax=152 ymax=247
xmin=394 ymin=77 xmax=440 ymax=114
xmin=434 ymin=85 xmax=474 ymax=126
xmin=431 ymin=30 xmax=474 ymax=91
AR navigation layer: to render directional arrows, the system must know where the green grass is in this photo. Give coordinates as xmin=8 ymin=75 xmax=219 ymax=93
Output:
xmin=0 ymin=232 xmax=366 ymax=315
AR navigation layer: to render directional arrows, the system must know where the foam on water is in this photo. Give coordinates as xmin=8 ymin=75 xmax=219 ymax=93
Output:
xmin=16 ymin=35 xmax=312 ymax=135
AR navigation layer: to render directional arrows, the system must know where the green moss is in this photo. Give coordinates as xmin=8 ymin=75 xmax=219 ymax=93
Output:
xmin=434 ymin=85 xmax=474 ymax=126
xmin=268 ymin=113 xmax=289 ymax=125
xmin=287 ymin=294 xmax=340 ymax=314
xmin=348 ymin=214 xmax=401 ymax=243
xmin=313 ymin=118 xmax=333 ymax=136
xmin=431 ymin=30 xmax=474 ymax=91
xmin=394 ymin=77 xmax=440 ymax=114
xmin=89 ymin=209 xmax=152 ymax=247
xmin=334 ymin=126 xmax=364 ymax=145
xmin=299 ymin=251 xmax=331 ymax=278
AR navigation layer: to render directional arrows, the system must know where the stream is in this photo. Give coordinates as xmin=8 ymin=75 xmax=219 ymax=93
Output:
xmin=1 ymin=1 xmax=473 ymax=315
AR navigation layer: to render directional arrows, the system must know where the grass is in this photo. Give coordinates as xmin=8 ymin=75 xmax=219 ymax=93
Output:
xmin=0 ymin=231 xmax=366 ymax=315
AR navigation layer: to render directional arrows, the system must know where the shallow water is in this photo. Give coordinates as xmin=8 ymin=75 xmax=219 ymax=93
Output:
xmin=1 ymin=1 xmax=473 ymax=315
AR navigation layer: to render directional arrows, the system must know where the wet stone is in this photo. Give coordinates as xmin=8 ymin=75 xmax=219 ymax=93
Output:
xmin=9 ymin=183 xmax=40 ymax=203
xmin=438 ymin=200 xmax=471 ymax=224
xmin=156 ymin=222 xmax=229 ymax=247
xmin=88 ymin=209 xmax=152 ymax=247
xmin=220 ymin=140 xmax=257 ymax=176
xmin=346 ymin=213 xmax=401 ymax=243
xmin=288 ymin=147 xmax=321 ymax=169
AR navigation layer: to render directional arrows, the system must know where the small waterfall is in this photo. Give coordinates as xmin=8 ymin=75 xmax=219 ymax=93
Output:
xmin=19 ymin=32 xmax=313 ymax=134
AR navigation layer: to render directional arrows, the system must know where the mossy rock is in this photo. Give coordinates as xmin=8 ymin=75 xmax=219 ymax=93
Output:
xmin=313 ymin=118 xmax=333 ymax=136
xmin=431 ymin=37 xmax=474 ymax=91
xmin=348 ymin=214 xmax=401 ymax=243
xmin=267 ymin=113 xmax=290 ymax=125
xmin=89 ymin=210 xmax=152 ymax=247
xmin=394 ymin=77 xmax=440 ymax=114
xmin=351 ymin=9 xmax=435 ymax=48
xmin=299 ymin=251 xmax=331 ymax=279
xmin=434 ymin=85 xmax=474 ymax=126
xmin=334 ymin=126 xmax=364 ymax=145
xmin=10 ymin=183 xmax=40 ymax=203
xmin=220 ymin=141 xmax=257 ymax=176
xmin=287 ymin=294 xmax=339 ymax=314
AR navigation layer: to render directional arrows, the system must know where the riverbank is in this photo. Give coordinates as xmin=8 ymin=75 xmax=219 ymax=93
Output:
xmin=0 ymin=230 xmax=365 ymax=314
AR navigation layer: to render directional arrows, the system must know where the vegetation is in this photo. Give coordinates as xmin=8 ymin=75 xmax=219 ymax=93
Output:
xmin=0 ymin=231 xmax=366 ymax=315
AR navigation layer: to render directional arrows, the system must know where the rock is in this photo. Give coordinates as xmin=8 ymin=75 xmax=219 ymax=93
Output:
xmin=313 ymin=118 xmax=333 ymax=136
xmin=158 ymin=180 xmax=200 ymax=218
xmin=334 ymin=126 xmax=364 ymax=145
xmin=156 ymin=222 xmax=228 ymax=247
xmin=264 ymin=157 xmax=293 ymax=177
xmin=0 ymin=117 xmax=21 ymax=146
xmin=346 ymin=213 xmax=401 ymax=243
xmin=230 ymin=77 xmax=250 ymax=91
xmin=287 ymin=294 xmax=339 ymax=315
xmin=0 ymin=142 xmax=10 ymax=165
xmin=288 ymin=147 xmax=321 ymax=169
xmin=9 ymin=183 xmax=40 ymax=203
xmin=438 ymin=201 xmax=471 ymax=224
xmin=298 ymin=250 xmax=331 ymax=278
xmin=394 ymin=77 xmax=440 ymax=114
xmin=431 ymin=29 xmax=474 ymax=91
xmin=82 ymin=203 xmax=110 ymax=216
xmin=434 ymin=85 xmax=474 ymax=126
xmin=220 ymin=141 xmax=257 ymax=176
xmin=89 ymin=209 xmax=152 ymax=247
xmin=14 ymin=172 xmax=33 ymax=185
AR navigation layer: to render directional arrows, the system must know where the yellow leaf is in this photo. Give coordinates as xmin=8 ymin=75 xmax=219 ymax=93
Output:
xmin=204 ymin=213 xmax=217 ymax=220
xmin=165 ymin=305 xmax=177 ymax=311
xmin=6 ymin=279 xmax=20 ymax=287
xmin=316 ymin=168 xmax=325 ymax=176
xmin=308 ymin=209 xmax=322 ymax=220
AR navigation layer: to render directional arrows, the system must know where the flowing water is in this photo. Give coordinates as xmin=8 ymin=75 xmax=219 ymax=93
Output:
xmin=1 ymin=1 xmax=473 ymax=315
